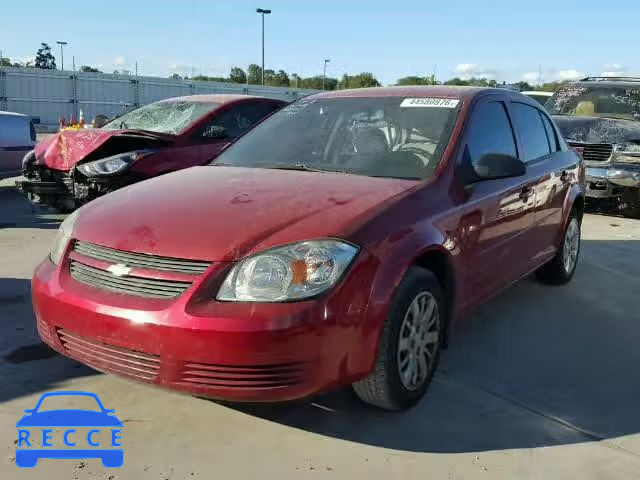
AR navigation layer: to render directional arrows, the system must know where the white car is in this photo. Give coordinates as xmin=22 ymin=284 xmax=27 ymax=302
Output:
xmin=521 ymin=91 xmax=553 ymax=106
xmin=0 ymin=111 xmax=35 ymax=179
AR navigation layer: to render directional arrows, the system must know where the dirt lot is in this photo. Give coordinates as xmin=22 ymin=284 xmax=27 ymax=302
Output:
xmin=1 ymin=177 xmax=639 ymax=479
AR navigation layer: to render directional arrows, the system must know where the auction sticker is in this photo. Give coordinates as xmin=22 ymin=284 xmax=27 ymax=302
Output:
xmin=400 ymin=98 xmax=460 ymax=108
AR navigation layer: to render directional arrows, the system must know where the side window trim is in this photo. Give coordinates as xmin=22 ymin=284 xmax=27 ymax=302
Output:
xmin=539 ymin=110 xmax=559 ymax=152
xmin=460 ymin=96 xmax=521 ymax=165
xmin=509 ymin=100 xmax=553 ymax=163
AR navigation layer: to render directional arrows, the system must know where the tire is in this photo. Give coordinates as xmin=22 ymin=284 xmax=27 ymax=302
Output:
xmin=620 ymin=189 xmax=640 ymax=219
xmin=536 ymin=210 xmax=581 ymax=285
xmin=353 ymin=267 xmax=444 ymax=411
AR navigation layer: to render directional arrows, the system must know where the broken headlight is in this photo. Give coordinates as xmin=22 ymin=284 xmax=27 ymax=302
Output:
xmin=77 ymin=150 xmax=155 ymax=177
xmin=50 ymin=210 xmax=78 ymax=265
xmin=217 ymin=239 xmax=359 ymax=302
xmin=614 ymin=143 xmax=640 ymax=163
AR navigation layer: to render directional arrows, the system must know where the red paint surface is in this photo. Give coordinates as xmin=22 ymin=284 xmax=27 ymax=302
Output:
xmin=33 ymin=87 xmax=585 ymax=402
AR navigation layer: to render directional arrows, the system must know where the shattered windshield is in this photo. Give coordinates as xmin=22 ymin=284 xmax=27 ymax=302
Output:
xmin=102 ymin=100 xmax=220 ymax=134
xmin=212 ymin=96 xmax=461 ymax=180
xmin=547 ymin=85 xmax=640 ymax=121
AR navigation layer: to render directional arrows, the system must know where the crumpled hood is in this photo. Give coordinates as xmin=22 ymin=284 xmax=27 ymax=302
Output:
xmin=552 ymin=115 xmax=640 ymax=144
xmin=75 ymin=166 xmax=418 ymax=261
xmin=35 ymin=129 xmax=173 ymax=171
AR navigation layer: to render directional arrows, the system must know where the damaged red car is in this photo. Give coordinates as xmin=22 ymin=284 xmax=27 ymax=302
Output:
xmin=17 ymin=94 xmax=286 ymax=211
xmin=33 ymin=87 xmax=584 ymax=411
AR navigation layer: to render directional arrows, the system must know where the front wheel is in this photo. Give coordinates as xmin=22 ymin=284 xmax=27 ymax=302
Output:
xmin=353 ymin=267 xmax=444 ymax=411
xmin=536 ymin=212 xmax=581 ymax=285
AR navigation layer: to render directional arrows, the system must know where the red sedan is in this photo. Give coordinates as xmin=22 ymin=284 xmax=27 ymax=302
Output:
xmin=17 ymin=94 xmax=285 ymax=211
xmin=32 ymin=86 xmax=585 ymax=411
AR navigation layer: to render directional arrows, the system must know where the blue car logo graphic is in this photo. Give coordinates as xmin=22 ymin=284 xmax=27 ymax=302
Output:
xmin=15 ymin=391 xmax=123 ymax=468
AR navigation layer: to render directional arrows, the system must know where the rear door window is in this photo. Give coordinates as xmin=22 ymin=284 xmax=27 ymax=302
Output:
xmin=200 ymin=102 xmax=281 ymax=139
xmin=466 ymin=101 xmax=518 ymax=166
xmin=540 ymin=112 xmax=559 ymax=152
xmin=511 ymin=102 xmax=552 ymax=161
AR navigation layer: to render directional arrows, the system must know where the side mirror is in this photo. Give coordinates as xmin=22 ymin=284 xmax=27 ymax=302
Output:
xmin=201 ymin=126 xmax=229 ymax=140
xmin=474 ymin=153 xmax=525 ymax=181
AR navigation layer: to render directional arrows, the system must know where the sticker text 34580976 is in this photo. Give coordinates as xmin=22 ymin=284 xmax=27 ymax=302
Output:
xmin=400 ymin=98 xmax=460 ymax=108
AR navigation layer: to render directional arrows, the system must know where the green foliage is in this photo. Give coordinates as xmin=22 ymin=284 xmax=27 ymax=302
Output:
xmin=80 ymin=65 xmax=101 ymax=73
xmin=514 ymin=81 xmax=533 ymax=91
xmin=247 ymin=64 xmax=262 ymax=84
xmin=537 ymin=80 xmax=570 ymax=92
xmin=34 ymin=43 xmax=56 ymax=69
xmin=395 ymin=75 xmax=438 ymax=86
xmin=229 ymin=67 xmax=247 ymax=83
xmin=192 ymin=75 xmax=227 ymax=82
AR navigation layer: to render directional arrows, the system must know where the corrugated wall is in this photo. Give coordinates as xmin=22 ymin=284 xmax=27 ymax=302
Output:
xmin=0 ymin=67 xmax=320 ymax=129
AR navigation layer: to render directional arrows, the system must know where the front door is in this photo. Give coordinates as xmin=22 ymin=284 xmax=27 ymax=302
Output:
xmin=456 ymin=97 xmax=537 ymax=312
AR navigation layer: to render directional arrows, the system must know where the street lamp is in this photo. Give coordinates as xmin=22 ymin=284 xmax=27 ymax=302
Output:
xmin=256 ymin=8 xmax=271 ymax=85
xmin=56 ymin=41 xmax=68 ymax=71
xmin=322 ymin=59 xmax=331 ymax=90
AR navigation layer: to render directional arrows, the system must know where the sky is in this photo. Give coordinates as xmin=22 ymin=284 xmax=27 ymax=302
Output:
xmin=0 ymin=0 xmax=637 ymax=85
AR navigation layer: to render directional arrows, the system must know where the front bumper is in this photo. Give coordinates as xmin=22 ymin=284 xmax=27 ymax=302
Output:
xmin=32 ymin=258 xmax=371 ymax=402
xmin=585 ymin=164 xmax=640 ymax=199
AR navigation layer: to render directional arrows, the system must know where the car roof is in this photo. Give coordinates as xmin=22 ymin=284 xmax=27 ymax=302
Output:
xmin=0 ymin=110 xmax=29 ymax=118
xmin=306 ymin=85 xmax=520 ymax=102
xmin=156 ymin=94 xmax=282 ymax=104
xmin=521 ymin=91 xmax=552 ymax=96
xmin=571 ymin=78 xmax=640 ymax=88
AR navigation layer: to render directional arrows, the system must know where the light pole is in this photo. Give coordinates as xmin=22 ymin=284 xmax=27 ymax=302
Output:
xmin=256 ymin=8 xmax=271 ymax=85
xmin=322 ymin=59 xmax=331 ymax=90
xmin=56 ymin=41 xmax=68 ymax=70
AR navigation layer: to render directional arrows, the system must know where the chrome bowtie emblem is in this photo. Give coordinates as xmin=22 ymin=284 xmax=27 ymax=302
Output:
xmin=107 ymin=263 xmax=132 ymax=277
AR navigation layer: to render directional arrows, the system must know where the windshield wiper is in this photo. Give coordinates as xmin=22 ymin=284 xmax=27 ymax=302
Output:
xmin=257 ymin=163 xmax=348 ymax=173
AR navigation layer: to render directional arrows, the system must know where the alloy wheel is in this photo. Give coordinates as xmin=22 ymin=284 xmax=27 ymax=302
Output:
xmin=396 ymin=291 xmax=440 ymax=391
xmin=563 ymin=217 xmax=580 ymax=274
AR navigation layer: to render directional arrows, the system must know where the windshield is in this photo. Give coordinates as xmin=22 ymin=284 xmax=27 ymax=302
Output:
xmin=211 ymin=96 xmax=461 ymax=180
xmin=546 ymin=85 xmax=640 ymax=121
xmin=103 ymin=100 xmax=220 ymax=134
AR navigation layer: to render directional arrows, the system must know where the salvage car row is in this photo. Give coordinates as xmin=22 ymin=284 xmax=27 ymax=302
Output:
xmin=26 ymin=85 xmax=587 ymax=411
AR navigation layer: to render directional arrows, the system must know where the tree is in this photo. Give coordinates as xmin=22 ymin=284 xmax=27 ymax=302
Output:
xmin=34 ymin=43 xmax=56 ymax=69
xmin=514 ymin=81 xmax=533 ymax=92
xmin=80 ymin=65 xmax=101 ymax=73
xmin=290 ymin=73 xmax=301 ymax=88
xmin=537 ymin=80 xmax=569 ymax=92
xmin=229 ymin=67 xmax=247 ymax=83
xmin=300 ymin=76 xmax=337 ymax=90
xmin=274 ymin=69 xmax=290 ymax=87
xmin=169 ymin=73 xmax=182 ymax=80
xmin=247 ymin=64 xmax=262 ymax=84
xmin=263 ymin=68 xmax=276 ymax=85
xmin=395 ymin=75 xmax=438 ymax=86
xmin=347 ymin=72 xmax=380 ymax=88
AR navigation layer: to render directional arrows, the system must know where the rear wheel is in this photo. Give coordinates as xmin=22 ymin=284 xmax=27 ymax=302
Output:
xmin=536 ymin=211 xmax=581 ymax=285
xmin=353 ymin=267 xmax=443 ymax=411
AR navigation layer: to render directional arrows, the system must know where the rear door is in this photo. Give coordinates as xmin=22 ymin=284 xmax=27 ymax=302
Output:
xmin=0 ymin=115 xmax=35 ymax=176
xmin=509 ymin=101 xmax=574 ymax=267
xmin=457 ymin=96 xmax=537 ymax=310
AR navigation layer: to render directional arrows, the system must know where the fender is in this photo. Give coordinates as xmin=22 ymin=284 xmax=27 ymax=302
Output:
xmin=351 ymin=224 xmax=453 ymax=375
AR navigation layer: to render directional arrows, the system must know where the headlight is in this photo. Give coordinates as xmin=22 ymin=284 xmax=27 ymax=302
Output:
xmin=217 ymin=239 xmax=359 ymax=302
xmin=614 ymin=143 xmax=640 ymax=163
xmin=76 ymin=150 xmax=154 ymax=177
xmin=50 ymin=210 xmax=79 ymax=265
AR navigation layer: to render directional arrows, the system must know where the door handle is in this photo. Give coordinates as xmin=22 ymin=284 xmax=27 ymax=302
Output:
xmin=519 ymin=186 xmax=534 ymax=201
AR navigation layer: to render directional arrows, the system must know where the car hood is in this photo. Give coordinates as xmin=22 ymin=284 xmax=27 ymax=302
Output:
xmin=75 ymin=166 xmax=419 ymax=261
xmin=552 ymin=115 xmax=640 ymax=144
xmin=16 ymin=410 xmax=123 ymax=427
xmin=35 ymin=129 xmax=174 ymax=171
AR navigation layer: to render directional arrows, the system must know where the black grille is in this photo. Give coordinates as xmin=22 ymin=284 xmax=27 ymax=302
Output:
xmin=69 ymin=261 xmax=192 ymax=298
xmin=74 ymin=241 xmax=210 ymax=274
xmin=570 ymin=142 xmax=613 ymax=162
